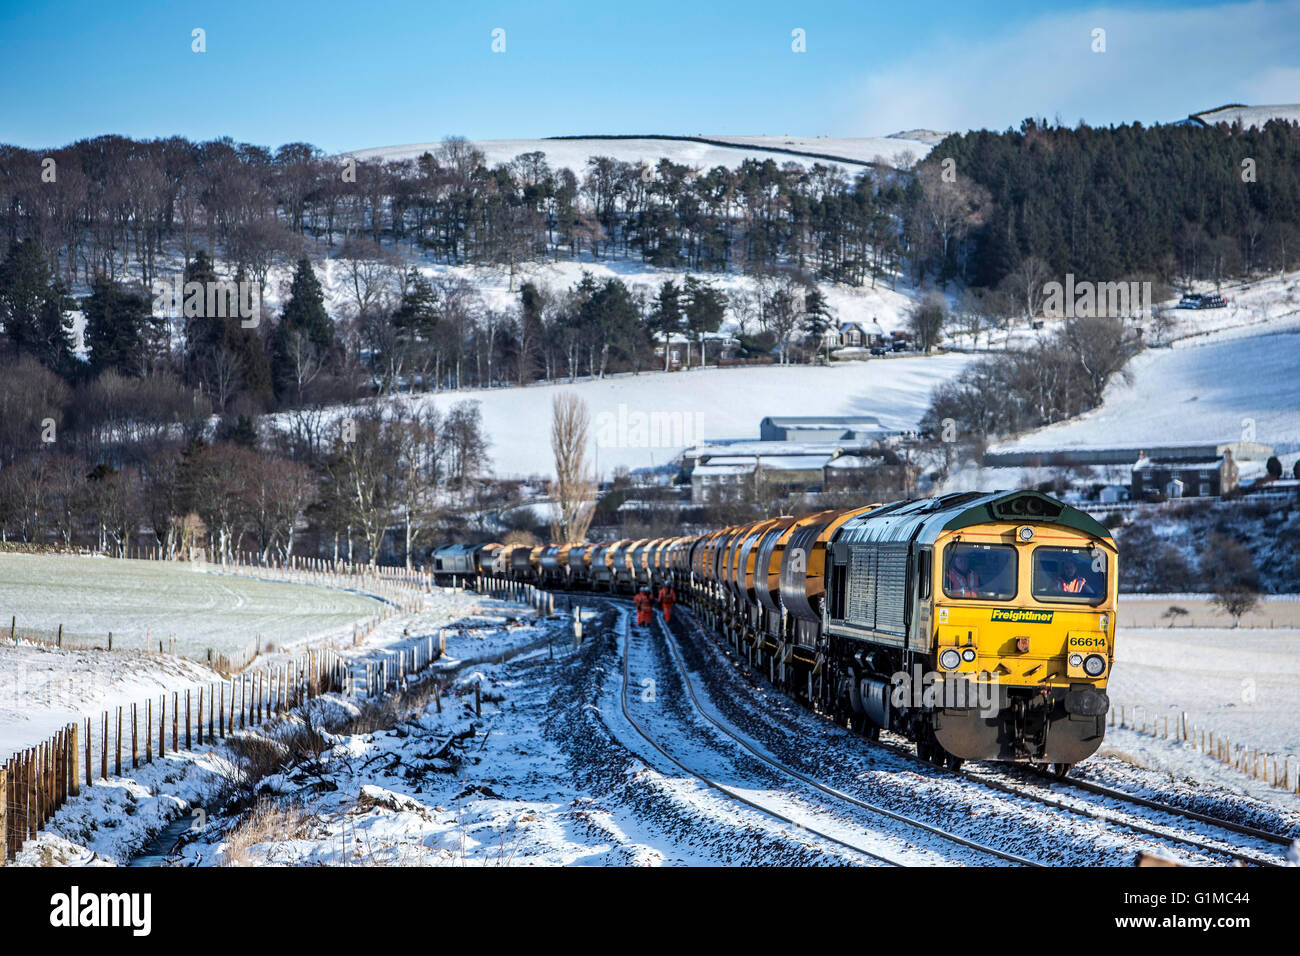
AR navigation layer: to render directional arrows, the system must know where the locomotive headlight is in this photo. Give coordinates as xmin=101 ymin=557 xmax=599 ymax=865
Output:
xmin=1069 ymin=653 xmax=1083 ymax=668
xmin=1018 ymin=526 xmax=1034 ymax=541
xmin=962 ymin=648 xmax=976 ymax=662
xmin=1083 ymin=654 xmax=1107 ymax=677
xmin=939 ymin=649 xmax=962 ymax=670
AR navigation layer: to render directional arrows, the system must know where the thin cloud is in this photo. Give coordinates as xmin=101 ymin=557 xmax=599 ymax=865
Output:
xmin=853 ymin=1 xmax=1300 ymax=134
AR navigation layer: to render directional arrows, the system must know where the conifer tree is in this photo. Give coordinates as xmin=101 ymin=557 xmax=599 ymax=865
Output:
xmin=0 ymin=240 xmax=75 ymax=372
xmin=82 ymin=276 xmax=165 ymax=377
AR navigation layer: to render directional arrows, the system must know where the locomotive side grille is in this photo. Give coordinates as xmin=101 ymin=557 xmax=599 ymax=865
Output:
xmin=875 ymin=546 xmax=908 ymax=637
xmin=843 ymin=544 xmax=909 ymax=638
xmin=847 ymin=546 xmax=877 ymax=627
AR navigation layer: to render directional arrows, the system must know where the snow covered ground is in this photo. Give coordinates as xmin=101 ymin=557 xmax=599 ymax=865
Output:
xmin=995 ymin=324 xmax=1300 ymax=456
xmin=359 ymin=351 xmax=972 ymax=477
xmin=0 ymin=645 xmax=226 ymax=762
xmin=1106 ymin=626 xmax=1300 ymax=759
xmin=0 ymin=553 xmax=386 ymax=660
xmin=14 ymin=597 xmax=1299 ymax=867
xmin=991 ymin=273 xmax=1300 ymax=457
xmin=1190 ymin=103 xmax=1300 ymax=129
xmin=345 ymin=133 xmax=934 ymax=172
xmin=7 ymin=588 xmax=554 ymax=865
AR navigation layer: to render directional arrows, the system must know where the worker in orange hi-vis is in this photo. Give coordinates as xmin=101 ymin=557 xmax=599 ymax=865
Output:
xmin=657 ymin=582 xmax=676 ymax=623
xmin=633 ymin=586 xmax=654 ymax=626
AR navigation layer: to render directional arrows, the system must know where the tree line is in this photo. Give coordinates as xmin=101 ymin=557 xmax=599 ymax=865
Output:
xmin=3 ymin=118 xmax=1298 ymax=548
xmin=0 ymin=346 xmax=493 ymax=565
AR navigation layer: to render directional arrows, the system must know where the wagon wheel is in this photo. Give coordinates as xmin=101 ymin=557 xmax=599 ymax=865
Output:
xmin=945 ymin=752 xmax=964 ymax=772
xmin=1050 ymin=762 xmax=1073 ymax=779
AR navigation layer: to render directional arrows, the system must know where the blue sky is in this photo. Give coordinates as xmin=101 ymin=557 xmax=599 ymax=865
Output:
xmin=1 ymin=0 xmax=1297 ymax=153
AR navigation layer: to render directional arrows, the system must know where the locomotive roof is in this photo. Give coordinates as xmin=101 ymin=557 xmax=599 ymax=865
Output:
xmin=835 ymin=490 xmax=1112 ymax=547
xmin=432 ymin=543 xmax=477 ymax=555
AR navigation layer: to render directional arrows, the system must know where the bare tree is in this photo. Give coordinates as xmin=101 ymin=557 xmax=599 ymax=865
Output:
xmin=338 ymin=237 xmax=401 ymax=320
xmin=915 ymin=163 xmax=990 ymax=282
xmin=326 ymin=409 xmax=401 ymax=564
xmin=229 ymin=218 xmax=302 ymax=298
xmin=765 ymin=276 xmax=802 ymax=364
xmin=549 ymin=392 xmax=595 ymax=543
xmin=1002 ymin=256 xmax=1052 ymax=325
xmin=248 ymin=455 xmax=318 ymax=562
xmin=189 ymin=443 xmax=259 ymax=561
xmin=392 ymin=406 xmax=443 ymax=568
xmin=906 ymin=293 xmax=947 ymax=353
xmin=1060 ymin=315 xmax=1140 ymax=406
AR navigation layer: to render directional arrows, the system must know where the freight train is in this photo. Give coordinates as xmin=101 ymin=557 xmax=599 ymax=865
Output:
xmin=432 ymin=490 xmax=1117 ymax=775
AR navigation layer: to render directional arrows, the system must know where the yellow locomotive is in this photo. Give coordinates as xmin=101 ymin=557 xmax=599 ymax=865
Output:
xmin=441 ymin=489 xmax=1117 ymax=774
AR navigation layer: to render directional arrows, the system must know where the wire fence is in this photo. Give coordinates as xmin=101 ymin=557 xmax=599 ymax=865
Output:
xmin=1111 ymin=702 xmax=1299 ymax=794
xmin=0 ymin=557 xmax=557 ymax=865
xmin=2 ymin=549 xmax=434 ymax=672
xmin=1 ymin=642 xmax=347 ymax=864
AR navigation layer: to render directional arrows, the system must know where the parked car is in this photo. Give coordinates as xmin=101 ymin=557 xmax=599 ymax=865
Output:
xmin=870 ymin=345 xmax=888 ymax=356
xmin=1177 ymin=292 xmax=1228 ymax=310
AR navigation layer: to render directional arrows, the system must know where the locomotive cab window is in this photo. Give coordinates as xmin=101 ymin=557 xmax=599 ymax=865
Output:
xmin=1032 ymin=546 xmax=1106 ymax=605
xmin=942 ymin=543 xmax=1016 ymax=601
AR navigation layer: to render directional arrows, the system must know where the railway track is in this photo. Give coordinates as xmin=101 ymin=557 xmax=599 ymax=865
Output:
xmin=664 ymin=600 xmax=1292 ymax=867
xmin=608 ymin=598 xmax=1041 ymax=866
xmin=614 ymin=605 xmax=907 ymax=866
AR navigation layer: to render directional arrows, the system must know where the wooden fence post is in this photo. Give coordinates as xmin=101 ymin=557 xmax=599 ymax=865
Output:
xmin=69 ymin=721 xmax=79 ymax=797
xmin=146 ymin=699 xmax=152 ymax=763
xmin=132 ymin=704 xmax=138 ymax=769
xmin=24 ymin=749 xmax=33 ymax=841
xmin=0 ymin=764 xmax=7 ymax=863
xmin=115 ymin=707 xmax=122 ymax=777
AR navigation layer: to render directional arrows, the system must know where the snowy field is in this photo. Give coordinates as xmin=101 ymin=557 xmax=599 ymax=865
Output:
xmin=1190 ymin=103 xmax=1300 ymax=129
xmin=372 ymin=351 xmax=973 ymax=476
xmin=0 ymin=645 xmax=226 ymax=762
xmin=989 ymin=271 xmax=1300 ymax=458
xmin=1106 ymin=626 xmax=1300 ymax=759
xmin=345 ymin=133 xmax=934 ymax=172
xmin=0 ymin=554 xmax=385 ymax=659
xmin=996 ymin=324 xmax=1300 ymax=455
xmin=9 ymin=591 xmax=562 ymax=866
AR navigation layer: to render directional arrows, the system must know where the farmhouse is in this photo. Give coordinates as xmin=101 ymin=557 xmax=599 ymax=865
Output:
xmin=1131 ymin=448 xmax=1240 ymax=500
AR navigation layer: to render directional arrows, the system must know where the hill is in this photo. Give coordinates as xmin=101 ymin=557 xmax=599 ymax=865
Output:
xmin=345 ymin=133 xmax=933 ymax=171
